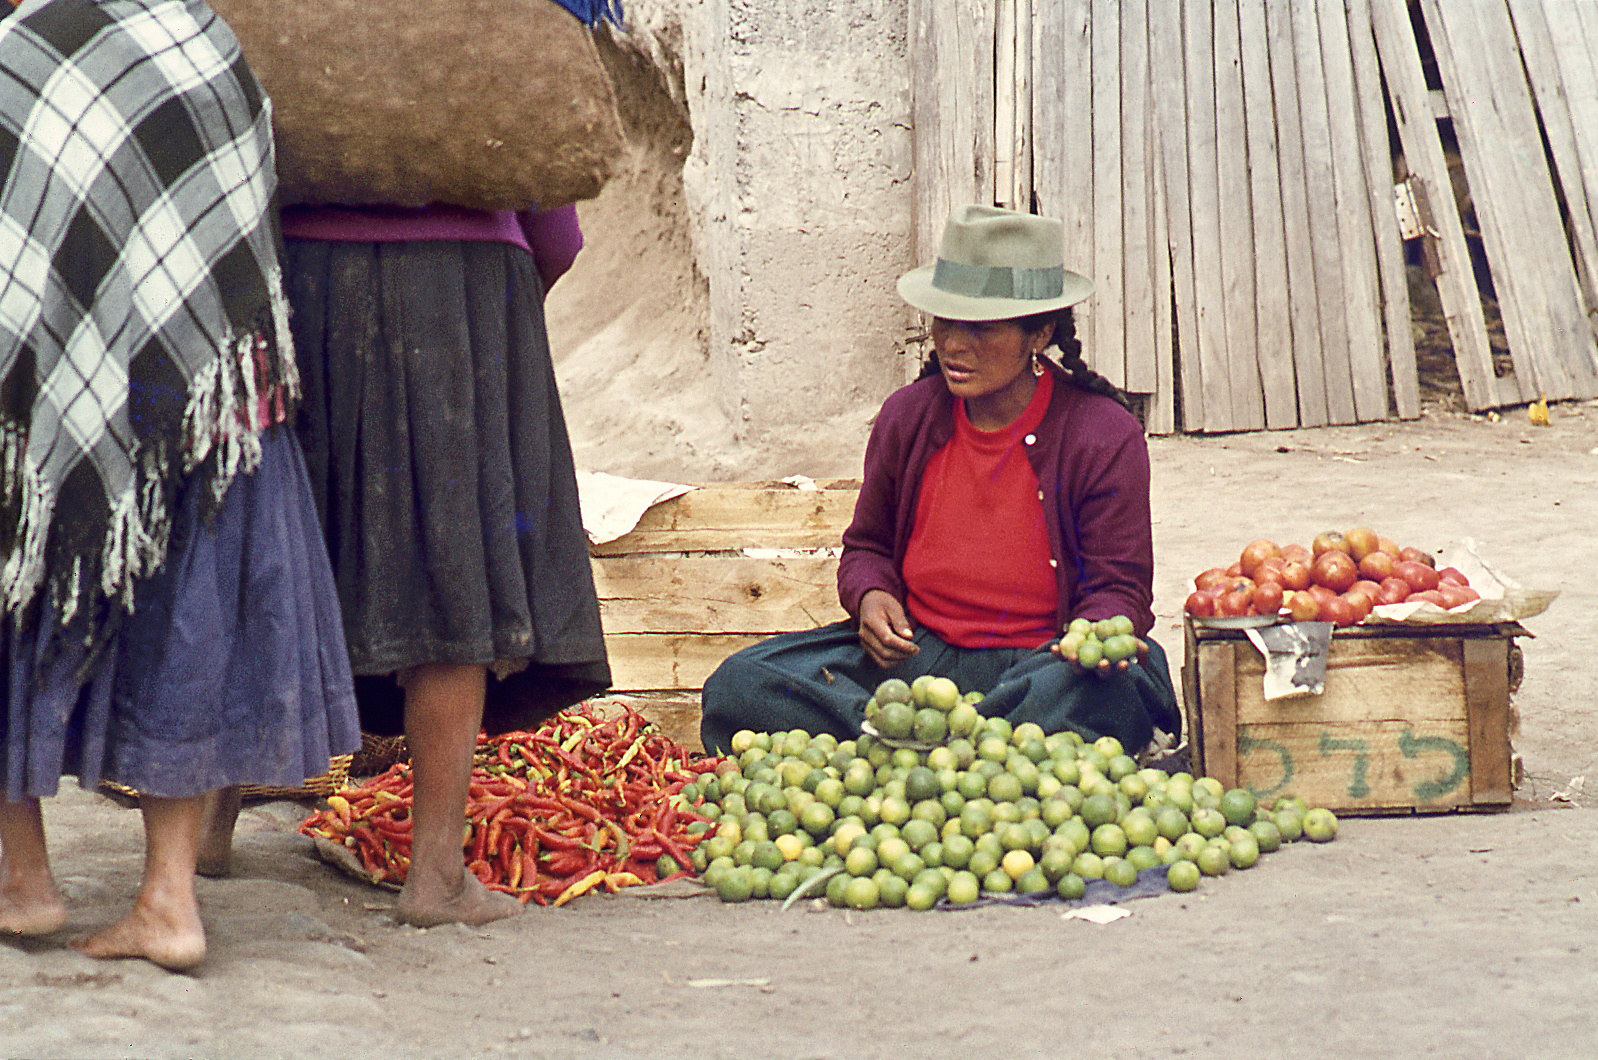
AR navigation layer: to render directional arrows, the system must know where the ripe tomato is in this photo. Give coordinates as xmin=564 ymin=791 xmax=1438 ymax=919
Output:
xmin=1376 ymin=535 xmax=1402 ymax=557
xmin=1225 ymin=561 xmax=1245 ymax=578
xmin=1239 ymin=539 xmax=1281 ymax=579
xmin=1376 ymin=577 xmax=1411 ymax=605
xmin=1278 ymin=559 xmax=1311 ymax=592
xmin=1398 ymin=546 xmax=1436 ymax=569
xmin=1436 ymin=582 xmax=1481 ymax=609
xmin=1319 ymin=596 xmax=1356 ymax=627
xmin=1394 ymin=560 xmax=1440 ymax=593
xmin=1343 ymin=527 xmax=1380 ymax=562
xmin=1408 ymin=589 xmax=1448 ymax=608
xmin=1437 ymin=566 xmax=1470 ymax=587
xmin=1194 ymin=567 xmax=1231 ymax=591
xmin=1311 ymin=550 xmax=1358 ymax=593
xmin=1251 ymin=581 xmax=1284 ymax=615
xmin=1312 ymin=531 xmax=1350 ymax=558
xmin=1307 ymin=583 xmax=1339 ymax=607
xmin=1280 ymin=543 xmax=1314 ymax=565
xmin=1253 ymin=556 xmax=1288 ymax=587
xmin=1217 ymin=588 xmax=1254 ymax=617
xmin=1340 ymin=591 xmax=1371 ymax=623
xmin=1184 ymin=590 xmax=1218 ymax=617
xmin=1356 ymin=550 xmax=1395 ymax=582
xmin=1285 ymin=590 xmax=1320 ymax=622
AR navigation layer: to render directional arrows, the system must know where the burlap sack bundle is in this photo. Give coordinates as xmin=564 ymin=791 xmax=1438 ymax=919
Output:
xmin=210 ymin=0 xmax=625 ymax=210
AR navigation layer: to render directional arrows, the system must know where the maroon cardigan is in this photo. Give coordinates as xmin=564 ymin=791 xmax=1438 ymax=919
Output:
xmin=837 ymin=361 xmax=1157 ymax=638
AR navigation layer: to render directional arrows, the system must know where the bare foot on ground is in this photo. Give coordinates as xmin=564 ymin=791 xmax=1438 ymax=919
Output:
xmin=196 ymin=787 xmax=242 ymax=878
xmin=0 ymin=874 xmax=67 ymax=937
xmin=394 ymin=870 xmax=521 ymax=928
xmin=73 ymin=897 xmax=206 ymax=971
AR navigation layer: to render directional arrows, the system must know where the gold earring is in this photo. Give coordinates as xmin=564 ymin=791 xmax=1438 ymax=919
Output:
xmin=1031 ymin=351 xmax=1044 ymax=377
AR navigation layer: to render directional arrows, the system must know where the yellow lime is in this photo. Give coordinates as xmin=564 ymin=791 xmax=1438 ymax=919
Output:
xmin=905 ymin=882 xmax=940 ymax=911
xmin=773 ymin=834 xmax=805 ymax=862
xmin=1126 ymin=845 xmax=1162 ymax=872
xmin=1071 ymin=851 xmax=1105 ymax=879
xmin=1091 ymin=823 xmax=1128 ymax=857
xmin=1001 ymin=849 xmax=1035 ymax=880
xmin=874 ymin=677 xmax=913 ymax=705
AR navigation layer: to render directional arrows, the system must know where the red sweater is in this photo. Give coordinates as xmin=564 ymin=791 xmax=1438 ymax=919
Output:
xmin=838 ymin=360 xmax=1156 ymax=638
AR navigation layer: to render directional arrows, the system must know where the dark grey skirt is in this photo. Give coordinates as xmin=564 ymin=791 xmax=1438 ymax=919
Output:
xmin=282 ymin=237 xmax=610 ymax=736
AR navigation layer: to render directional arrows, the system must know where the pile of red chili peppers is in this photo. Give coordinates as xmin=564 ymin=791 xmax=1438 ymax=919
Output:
xmin=299 ymin=703 xmax=720 ymax=906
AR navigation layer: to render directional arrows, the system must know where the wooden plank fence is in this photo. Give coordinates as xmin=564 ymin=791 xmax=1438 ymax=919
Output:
xmin=910 ymin=0 xmax=1598 ymax=430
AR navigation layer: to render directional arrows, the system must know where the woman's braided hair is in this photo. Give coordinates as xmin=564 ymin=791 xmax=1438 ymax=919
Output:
xmin=917 ymin=306 xmax=1134 ymax=412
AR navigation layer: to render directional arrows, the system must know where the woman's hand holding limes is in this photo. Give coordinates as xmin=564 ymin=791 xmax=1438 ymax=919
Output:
xmin=858 ymin=589 xmax=920 ymax=668
xmin=1052 ymin=615 xmax=1145 ymax=675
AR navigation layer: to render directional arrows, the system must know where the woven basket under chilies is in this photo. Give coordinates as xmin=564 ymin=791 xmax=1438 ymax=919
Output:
xmin=209 ymin=0 xmax=626 ymax=210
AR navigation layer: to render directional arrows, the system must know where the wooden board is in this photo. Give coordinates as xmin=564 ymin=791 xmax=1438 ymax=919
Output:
xmin=909 ymin=0 xmax=997 ymax=263
xmin=1184 ymin=0 xmax=1234 ymax=431
xmin=589 ymin=483 xmax=859 ymax=556
xmin=1119 ymin=0 xmax=1158 ymax=395
xmin=1214 ymin=0 xmax=1266 ymax=431
xmin=1186 ymin=619 xmax=1519 ymax=813
xmin=1266 ymin=0 xmax=1330 ymax=427
xmin=1238 ymin=0 xmax=1299 ymax=429
xmin=1089 ymin=0 xmax=1123 ymax=388
xmin=1346 ymin=0 xmax=1420 ymax=419
xmin=601 ymin=633 xmax=770 ymax=693
xmin=1149 ymin=2 xmax=1203 ymax=430
xmin=1368 ymin=0 xmax=1509 ymax=410
xmin=1421 ymin=0 xmax=1598 ymax=402
xmin=593 ymin=554 xmax=844 ymax=634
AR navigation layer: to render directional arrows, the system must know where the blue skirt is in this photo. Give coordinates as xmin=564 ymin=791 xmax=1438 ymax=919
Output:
xmin=1 ymin=428 xmax=361 ymax=800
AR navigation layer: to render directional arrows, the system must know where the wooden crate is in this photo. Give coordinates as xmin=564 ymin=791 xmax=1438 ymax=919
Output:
xmin=1182 ymin=617 xmax=1523 ymax=814
xmin=589 ymin=480 xmax=860 ymax=751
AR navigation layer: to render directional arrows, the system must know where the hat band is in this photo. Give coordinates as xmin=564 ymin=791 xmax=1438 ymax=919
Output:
xmin=931 ymin=259 xmax=1066 ymax=301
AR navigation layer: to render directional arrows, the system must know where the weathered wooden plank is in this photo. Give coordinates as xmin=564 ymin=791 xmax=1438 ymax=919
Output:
xmin=1367 ymin=0 xmax=1507 ymax=409
xmin=1293 ymin=0 xmax=1358 ymax=424
xmin=589 ymin=484 xmax=859 ymax=556
xmin=1149 ymin=0 xmax=1203 ymax=429
xmin=1508 ymin=0 xmax=1598 ymax=358
xmin=1265 ymin=0 xmax=1330 ymax=426
xmin=910 ymin=0 xmax=997 ymax=263
xmin=1462 ymin=636 xmax=1512 ymax=806
xmin=593 ymin=554 xmax=844 ymax=634
xmin=592 ymin=693 xmax=705 ymax=753
xmin=1197 ymin=640 xmax=1239 ymax=788
xmin=1033 ymin=0 xmax=1093 ymax=346
xmin=601 ymin=632 xmax=769 ymax=692
xmin=1147 ymin=112 xmax=1178 ymax=435
xmin=1346 ymin=0 xmax=1420 ymax=419
xmin=1233 ymin=635 xmax=1467 ymax=720
xmin=1422 ymin=0 xmax=1597 ymax=401
xmin=1120 ymin=0 xmax=1158 ymax=395
xmin=995 ymin=0 xmax=1018 ymax=207
xmin=1090 ymin=0 xmax=1124 ymax=387
xmin=1318 ymin=0 xmax=1391 ymax=422
xmin=1237 ymin=0 xmax=1298 ymax=428
xmin=1184 ymin=0 xmax=1234 ymax=430
xmin=1214 ymin=0 xmax=1266 ymax=431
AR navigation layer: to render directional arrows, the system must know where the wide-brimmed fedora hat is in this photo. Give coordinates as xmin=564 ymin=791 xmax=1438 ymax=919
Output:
xmin=897 ymin=204 xmax=1093 ymax=321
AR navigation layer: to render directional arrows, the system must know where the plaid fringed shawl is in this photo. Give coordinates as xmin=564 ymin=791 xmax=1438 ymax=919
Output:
xmin=0 ymin=0 xmax=295 ymax=640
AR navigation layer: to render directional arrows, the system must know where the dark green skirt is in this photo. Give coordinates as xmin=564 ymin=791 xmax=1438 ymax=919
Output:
xmin=700 ymin=621 xmax=1180 ymax=755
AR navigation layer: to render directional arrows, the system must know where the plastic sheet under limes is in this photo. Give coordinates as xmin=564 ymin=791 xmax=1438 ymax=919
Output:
xmin=936 ymin=864 xmax=1172 ymax=911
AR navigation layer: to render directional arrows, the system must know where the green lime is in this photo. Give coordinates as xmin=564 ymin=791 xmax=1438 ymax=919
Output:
xmin=1102 ymin=856 xmax=1138 ymax=888
xmin=947 ymin=703 xmax=982 ymax=739
xmin=982 ymin=868 xmax=1013 ymax=894
xmin=1075 ymin=639 xmax=1103 ymax=669
xmin=1056 ymin=872 xmax=1086 ymax=901
xmin=1303 ymin=807 xmax=1339 ymax=842
xmin=946 ymin=871 xmax=981 ymax=905
xmin=1121 ymin=811 xmax=1158 ymax=848
xmin=877 ymin=873 xmax=909 ymax=908
xmin=905 ymin=882 xmax=940 ymax=911
xmin=1166 ymin=858 xmax=1200 ymax=893
xmin=875 ymin=677 xmax=913 ymax=705
xmin=1071 ymin=851 xmax=1105 ymax=880
xmin=799 ymin=800 xmax=836 ymax=838
xmin=1249 ymin=819 xmax=1282 ymax=853
xmin=1080 ymin=792 xmax=1118 ymax=829
xmin=1196 ymin=842 xmax=1231 ymax=877
xmin=1228 ymin=833 xmax=1261 ymax=869
xmin=1091 ymin=823 xmax=1128 ymax=857
xmin=901 ymin=817 xmax=939 ymax=851
xmin=843 ymin=845 xmax=878 ymax=877
xmin=940 ymin=833 xmax=974 ymax=869
xmin=843 ymin=875 xmax=880 ymax=910
xmin=825 ymin=870 xmax=851 ymax=907
xmin=876 ymin=701 xmax=916 ymax=740
xmin=1015 ymin=867 xmax=1051 ymax=894
xmin=923 ymin=676 xmax=962 ymax=713
xmin=1190 ymin=807 xmax=1227 ymax=838
xmin=1126 ymin=845 xmax=1162 ymax=872
xmin=1274 ymin=810 xmax=1304 ymax=842
xmin=1218 ymin=788 xmax=1258 ymax=828
xmin=716 ymin=866 xmax=754 ymax=903
xmin=905 ymin=766 xmax=941 ymax=803
xmin=967 ymin=848 xmax=998 ymax=879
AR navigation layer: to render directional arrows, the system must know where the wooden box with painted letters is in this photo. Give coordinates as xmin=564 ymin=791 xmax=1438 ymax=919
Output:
xmin=1182 ymin=617 xmax=1523 ymax=813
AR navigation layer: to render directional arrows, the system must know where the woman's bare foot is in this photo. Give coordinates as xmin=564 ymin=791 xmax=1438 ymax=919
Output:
xmin=0 ymin=872 xmax=67 ymax=936
xmin=196 ymin=787 xmax=242 ymax=878
xmin=394 ymin=868 xmax=521 ymax=928
xmin=1 ymin=799 xmax=66 ymax=935
xmin=73 ymin=894 xmax=206 ymax=971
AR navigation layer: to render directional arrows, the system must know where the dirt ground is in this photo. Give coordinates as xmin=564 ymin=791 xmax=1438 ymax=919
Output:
xmin=3 ymin=399 xmax=1595 ymax=1060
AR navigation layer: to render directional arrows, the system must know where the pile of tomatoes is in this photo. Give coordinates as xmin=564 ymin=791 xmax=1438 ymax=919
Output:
xmin=1184 ymin=528 xmax=1481 ymax=628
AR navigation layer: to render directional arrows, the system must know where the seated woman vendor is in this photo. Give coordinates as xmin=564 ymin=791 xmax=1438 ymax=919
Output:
xmin=700 ymin=204 xmax=1181 ymax=758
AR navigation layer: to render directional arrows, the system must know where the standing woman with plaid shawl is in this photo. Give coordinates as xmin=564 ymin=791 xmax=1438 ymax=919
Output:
xmin=0 ymin=0 xmax=358 ymax=968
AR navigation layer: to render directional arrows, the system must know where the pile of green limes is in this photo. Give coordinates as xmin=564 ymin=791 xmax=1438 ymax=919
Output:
xmin=686 ymin=675 xmax=1339 ymax=909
